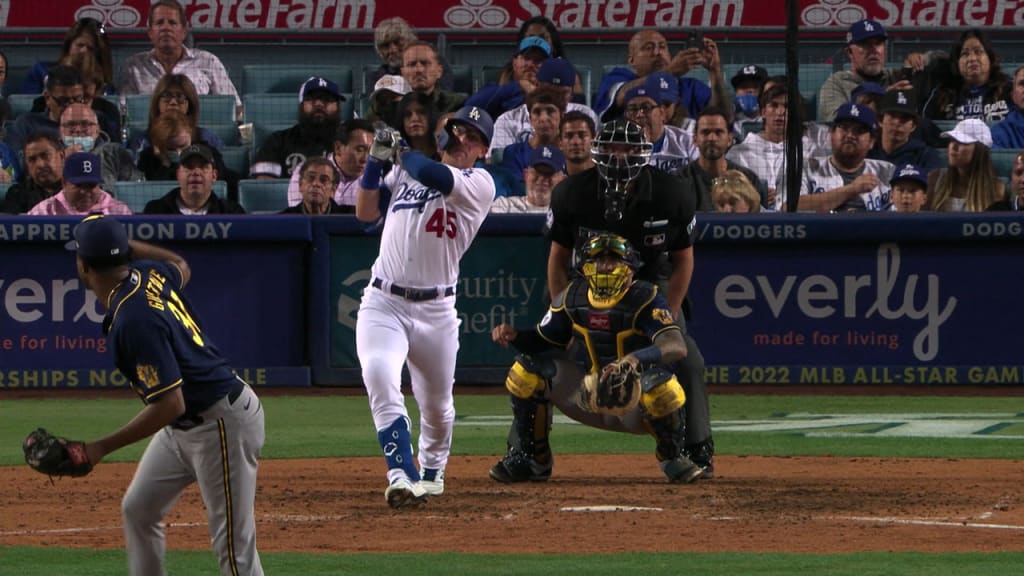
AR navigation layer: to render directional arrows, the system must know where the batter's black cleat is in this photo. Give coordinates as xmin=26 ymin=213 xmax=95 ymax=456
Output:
xmin=659 ymin=454 xmax=703 ymax=484
xmin=685 ymin=440 xmax=715 ymax=480
xmin=489 ymin=452 xmax=552 ymax=483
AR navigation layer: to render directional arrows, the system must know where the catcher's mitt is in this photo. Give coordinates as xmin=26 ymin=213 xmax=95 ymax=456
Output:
xmin=23 ymin=428 xmax=93 ymax=478
xmin=579 ymin=359 xmax=641 ymax=416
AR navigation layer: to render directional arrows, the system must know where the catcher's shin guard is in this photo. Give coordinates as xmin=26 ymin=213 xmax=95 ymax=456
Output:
xmin=644 ymin=407 xmax=702 ymax=484
xmin=491 ymin=356 xmax=555 ymax=483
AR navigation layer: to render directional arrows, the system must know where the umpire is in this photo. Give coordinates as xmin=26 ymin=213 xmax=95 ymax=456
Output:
xmin=547 ymin=119 xmax=714 ymax=477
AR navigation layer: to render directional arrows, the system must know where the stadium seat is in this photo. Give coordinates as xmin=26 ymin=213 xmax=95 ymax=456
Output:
xmin=7 ymin=94 xmax=38 ymax=120
xmin=575 ymin=64 xmax=593 ymax=108
xmin=202 ymin=123 xmax=241 ymax=147
xmin=238 ymin=179 xmax=289 ymax=213
xmin=220 ymin=145 xmax=252 ymax=178
xmin=112 ymin=180 xmax=227 ymax=213
xmin=449 ymin=64 xmax=475 ymax=95
xmin=244 ymin=93 xmax=354 ymax=125
xmin=124 ymin=95 xmax=150 ymax=126
xmin=197 ymin=95 xmax=238 ymax=125
xmin=480 ymin=65 xmax=504 ymax=87
xmin=991 ymin=149 xmax=1022 ymax=180
xmin=243 ymin=64 xmax=353 ymax=95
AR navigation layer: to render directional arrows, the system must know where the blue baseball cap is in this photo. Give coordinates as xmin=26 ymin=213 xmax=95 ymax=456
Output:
xmin=440 ymin=106 xmax=494 ymax=148
xmin=528 ymin=145 xmax=565 ymax=172
xmin=537 ymin=57 xmax=575 ymax=86
xmin=851 ymin=81 xmax=886 ymax=100
xmin=516 ymin=37 xmax=551 ymax=57
xmin=63 ymin=151 xmax=103 ymax=186
xmin=832 ymin=102 xmax=877 ymax=130
xmin=299 ymin=76 xmax=345 ymax=102
xmin=624 ymin=72 xmax=678 ymax=105
xmin=890 ymin=163 xmax=928 ymax=188
xmin=64 ymin=213 xmax=131 ymax=263
xmin=847 ymin=19 xmax=886 ymax=45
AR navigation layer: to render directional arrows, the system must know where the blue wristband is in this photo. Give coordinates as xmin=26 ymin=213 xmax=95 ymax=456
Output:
xmin=631 ymin=345 xmax=662 ymax=366
xmin=360 ymin=157 xmax=385 ymax=190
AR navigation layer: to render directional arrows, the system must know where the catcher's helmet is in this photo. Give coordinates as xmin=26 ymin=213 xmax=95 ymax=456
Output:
xmin=580 ymin=233 xmax=640 ymax=304
xmin=591 ymin=119 xmax=652 ymax=185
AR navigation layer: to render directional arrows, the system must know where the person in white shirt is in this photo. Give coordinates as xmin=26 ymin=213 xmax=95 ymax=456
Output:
xmin=791 ymin=102 xmax=895 ymax=212
xmin=623 ymin=71 xmax=697 ymax=173
xmin=491 ymin=144 xmax=565 ymax=213
xmin=119 ymin=1 xmax=240 ymax=111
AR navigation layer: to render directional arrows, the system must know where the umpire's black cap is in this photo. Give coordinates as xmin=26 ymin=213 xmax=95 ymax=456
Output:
xmin=65 ymin=213 xmax=130 ymax=263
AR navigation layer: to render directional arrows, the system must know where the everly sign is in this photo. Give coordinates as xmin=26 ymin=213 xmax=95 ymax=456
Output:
xmin=4 ymin=0 xmax=1024 ymax=30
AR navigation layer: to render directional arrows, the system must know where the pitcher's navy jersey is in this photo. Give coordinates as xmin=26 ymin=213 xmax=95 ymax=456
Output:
xmin=103 ymin=260 xmax=237 ymax=415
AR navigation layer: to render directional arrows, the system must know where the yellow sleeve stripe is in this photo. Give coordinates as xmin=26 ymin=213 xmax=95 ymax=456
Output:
xmin=144 ymin=378 xmax=182 ymax=401
xmin=651 ymin=325 xmax=682 ymax=340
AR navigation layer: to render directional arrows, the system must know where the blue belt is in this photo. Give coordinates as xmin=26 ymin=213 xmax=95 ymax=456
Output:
xmin=171 ymin=380 xmax=246 ymax=430
xmin=372 ymin=278 xmax=454 ymax=302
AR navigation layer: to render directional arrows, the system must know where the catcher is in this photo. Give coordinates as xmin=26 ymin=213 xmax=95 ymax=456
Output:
xmin=490 ymin=233 xmax=703 ymax=484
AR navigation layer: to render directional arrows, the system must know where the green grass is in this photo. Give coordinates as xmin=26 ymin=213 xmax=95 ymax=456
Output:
xmin=2 ymin=392 xmax=1023 ymax=574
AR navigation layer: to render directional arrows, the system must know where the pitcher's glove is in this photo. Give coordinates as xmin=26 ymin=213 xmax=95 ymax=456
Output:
xmin=579 ymin=359 xmax=642 ymax=416
xmin=23 ymin=428 xmax=93 ymax=478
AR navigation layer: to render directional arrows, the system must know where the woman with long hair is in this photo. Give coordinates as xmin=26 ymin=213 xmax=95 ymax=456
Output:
xmin=927 ymin=119 xmax=1006 ymax=211
xmin=127 ymin=74 xmax=226 ymax=158
xmin=21 ymin=17 xmax=113 ymax=95
xmin=394 ymin=91 xmax=440 ymax=159
xmin=922 ymin=29 xmax=1011 ymax=124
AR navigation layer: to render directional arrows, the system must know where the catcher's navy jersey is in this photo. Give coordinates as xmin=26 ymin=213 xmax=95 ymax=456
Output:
xmin=103 ymin=260 xmax=237 ymax=415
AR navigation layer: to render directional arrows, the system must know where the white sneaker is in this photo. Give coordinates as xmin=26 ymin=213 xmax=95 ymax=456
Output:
xmin=419 ymin=468 xmax=445 ymax=496
xmin=385 ymin=477 xmax=427 ymax=509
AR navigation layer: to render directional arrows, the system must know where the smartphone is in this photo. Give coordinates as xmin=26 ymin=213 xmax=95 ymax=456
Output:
xmin=686 ymin=30 xmax=704 ymax=50
xmin=897 ymin=66 xmax=914 ymax=82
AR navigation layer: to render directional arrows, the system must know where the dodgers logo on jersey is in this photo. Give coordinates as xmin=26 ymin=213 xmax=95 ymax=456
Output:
xmin=392 ymin=182 xmax=444 ymax=213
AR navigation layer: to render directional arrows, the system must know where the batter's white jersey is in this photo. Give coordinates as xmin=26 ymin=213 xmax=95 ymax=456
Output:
xmin=787 ymin=156 xmax=895 ymax=212
xmin=373 ymin=163 xmax=496 ymax=288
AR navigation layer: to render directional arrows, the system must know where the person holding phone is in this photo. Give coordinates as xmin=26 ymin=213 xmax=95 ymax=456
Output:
xmin=594 ymin=29 xmax=726 ymax=124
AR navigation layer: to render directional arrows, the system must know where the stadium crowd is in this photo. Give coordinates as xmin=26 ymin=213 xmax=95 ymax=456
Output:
xmin=2 ymin=1 xmax=1024 ymax=215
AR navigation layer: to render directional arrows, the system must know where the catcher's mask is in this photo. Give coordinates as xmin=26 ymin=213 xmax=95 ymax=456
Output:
xmin=580 ymin=233 xmax=640 ymax=304
xmin=591 ymin=119 xmax=651 ymax=221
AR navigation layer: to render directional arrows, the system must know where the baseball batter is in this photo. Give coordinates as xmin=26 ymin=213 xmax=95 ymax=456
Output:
xmin=66 ymin=214 xmax=265 ymax=576
xmin=355 ymin=105 xmax=496 ymax=508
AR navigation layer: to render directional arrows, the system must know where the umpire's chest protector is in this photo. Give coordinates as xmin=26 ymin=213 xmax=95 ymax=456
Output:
xmin=564 ymin=281 xmax=657 ymax=372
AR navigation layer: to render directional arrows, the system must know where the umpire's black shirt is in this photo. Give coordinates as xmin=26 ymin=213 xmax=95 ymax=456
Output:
xmin=548 ymin=166 xmax=697 ymax=285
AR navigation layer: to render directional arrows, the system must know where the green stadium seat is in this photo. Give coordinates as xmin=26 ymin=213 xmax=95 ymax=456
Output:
xmin=220 ymin=145 xmax=252 ymax=178
xmin=253 ymin=122 xmax=293 ymax=153
xmin=112 ymin=180 xmax=227 ymax=214
xmin=243 ymin=93 xmax=354 ymax=126
xmin=7 ymin=94 xmax=39 ymax=120
xmin=238 ymin=179 xmax=289 ymax=214
xmin=991 ymin=148 xmax=1022 ymax=180
xmin=243 ymin=65 xmax=353 ymax=95
xmin=197 ymin=95 xmax=238 ymax=125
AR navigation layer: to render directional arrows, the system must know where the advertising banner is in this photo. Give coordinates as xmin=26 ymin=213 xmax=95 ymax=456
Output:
xmin=0 ymin=216 xmax=311 ymax=389
xmin=4 ymin=1 xmax=1024 ymax=32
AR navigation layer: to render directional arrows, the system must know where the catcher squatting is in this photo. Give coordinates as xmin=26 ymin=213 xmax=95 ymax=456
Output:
xmin=491 ymin=233 xmax=704 ymax=484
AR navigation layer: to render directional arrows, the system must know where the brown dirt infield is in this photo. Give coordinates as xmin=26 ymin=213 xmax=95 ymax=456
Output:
xmin=1 ymin=454 xmax=1022 ymax=554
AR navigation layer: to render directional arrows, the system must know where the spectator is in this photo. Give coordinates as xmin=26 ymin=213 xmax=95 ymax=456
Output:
xmin=623 ymin=72 xmax=697 ymax=172
xmin=29 ymin=52 xmax=121 ymax=143
xmin=6 ymin=65 xmax=84 ymax=161
xmin=0 ymin=50 xmax=10 ymax=124
xmin=60 ymin=102 xmax=142 ymax=187
xmin=594 ymin=30 xmax=724 ymax=123
xmin=1 ymin=132 xmax=64 ymax=214
xmin=368 ymin=42 xmax=465 ymax=124
xmin=286 ymin=118 xmax=372 ymax=210
xmin=0 ymin=142 xmax=16 ymax=184
xmin=991 ymin=65 xmax=1024 ymax=149
xmin=731 ymin=64 xmax=768 ymax=137
xmin=922 ymin=29 xmax=1011 ymax=124
xmin=251 ymin=76 xmax=345 ymax=179
xmin=369 ymin=75 xmax=411 ymax=128
xmin=1010 ymin=151 xmax=1024 ymax=210
xmin=21 ymin=17 xmax=113 ymax=96
xmin=676 ymin=105 xmax=765 ymax=211
xmin=491 ymin=144 xmax=565 ymax=213
xmin=143 ymin=144 xmax=244 ymax=214
xmin=711 ymin=170 xmax=761 ymax=213
xmin=395 ymin=91 xmax=439 ymax=159
xmin=120 ymin=0 xmax=240 ymax=111
xmin=488 ymin=58 xmax=599 ymax=157
xmin=127 ymin=74 xmax=226 ymax=159
xmin=788 ymin=103 xmax=896 ymax=212
xmin=927 ymin=119 xmax=1006 ymax=211
xmin=498 ymin=86 xmax=564 ymax=195
xmin=889 ymin=164 xmax=930 ymax=212
xmin=466 ymin=37 xmax=551 ymax=120
xmin=27 ymin=151 xmax=130 ymax=215
xmin=281 ymin=157 xmax=349 ymax=215
xmin=138 ymin=111 xmax=236 ymax=196
xmin=371 ymin=17 xmax=417 ymax=83
xmin=726 ymin=83 xmax=823 ymax=210
xmin=851 ymin=82 xmax=886 ymax=112
xmin=494 ymin=16 xmax=571 ymax=85
xmin=559 ymin=110 xmax=596 ymax=176
xmin=817 ymin=19 xmax=919 ymax=121
xmin=868 ymin=90 xmax=944 ymax=174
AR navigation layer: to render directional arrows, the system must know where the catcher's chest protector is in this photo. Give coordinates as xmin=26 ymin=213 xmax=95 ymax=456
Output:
xmin=565 ymin=281 xmax=656 ymax=370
